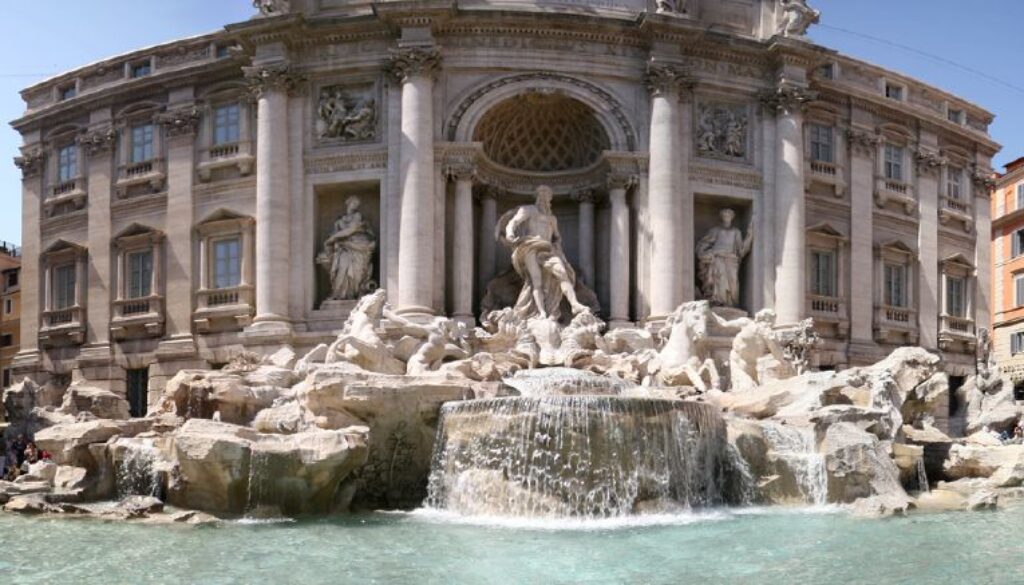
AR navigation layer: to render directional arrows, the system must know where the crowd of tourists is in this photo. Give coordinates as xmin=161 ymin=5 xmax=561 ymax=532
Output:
xmin=0 ymin=434 xmax=52 ymax=481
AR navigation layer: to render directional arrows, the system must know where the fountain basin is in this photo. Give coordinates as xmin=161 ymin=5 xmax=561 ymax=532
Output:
xmin=427 ymin=396 xmax=744 ymax=519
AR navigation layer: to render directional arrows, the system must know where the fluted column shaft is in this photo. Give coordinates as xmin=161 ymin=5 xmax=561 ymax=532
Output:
xmin=608 ymin=178 xmax=632 ymax=325
xmin=390 ymin=48 xmax=441 ymax=318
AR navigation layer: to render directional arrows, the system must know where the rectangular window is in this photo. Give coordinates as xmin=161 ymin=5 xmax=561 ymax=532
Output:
xmin=1017 ymin=184 xmax=1024 ymax=210
xmin=946 ymin=167 xmax=962 ymax=200
xmin=130 ymin=62 xmax=151 ymax=78
xmin=212 ymin=238 xmax=241 ymax=289
xmin=885 ymin=83 xmax=903 ymax=100
xmin=126 ymin=368 xmax=149 ymax=418
xmin=810 ymin=250 xmax=837 ymax=297
xmin=131 ymin=124 xmax=154 ymax=163
xmin=215 ymin=44 xmax=231 ymax=59
xmin=57 ymin=144 xmax=77 ymax=182
xmin=127 ymin=250 xmax=153 ymax=299
xmin=948 ymin=109 xmax=963 ymax=124
xmin=809 ymin=124 xmax=833 ymax=163
xmin=884 ymin=263 xmax=908 ymax=308
xmin=1015 ymin=230 xmax=1024 ymax=257
xmin=53 ymin=263 xmax=76 ymax=310
xmin=4 ymin=299 xmax=11 ymax=315
xmin=6 ymin=272 xmax=17 ymax=289
xmin=0 ymin=334 xmax=11 ymax=348
xmin=1014 ymin=332 xmax=1024 ymax=355
xmin=1 ymin=369 xmax=9 ymax=388
xmin=884 ymin=144 xmax=904 ymax=181
xmin=213 ymin=104 xmax=241 ymax=145
xmin=817 ymin=63 xmax=835 ymax=80
xmin=59 ymin=85 xmax=76 ymax=101
xmin=1016 ymin=275 xmax=1024 ymax=308
xmin=946 ymin=277 xmax=966 ymax=318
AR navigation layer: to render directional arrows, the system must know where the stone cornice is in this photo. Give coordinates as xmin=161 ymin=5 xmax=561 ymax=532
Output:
xmin=438 ymin=142 xmax=483 ymax=181
xmin=155 ymin=105 xmax=201 ymax=137
xmin=386 ymin=46 xmax=442 ymax=83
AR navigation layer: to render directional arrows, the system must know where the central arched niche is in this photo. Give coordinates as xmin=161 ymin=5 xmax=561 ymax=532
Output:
xmin=472 ymin=93 xmax=611 ymax=172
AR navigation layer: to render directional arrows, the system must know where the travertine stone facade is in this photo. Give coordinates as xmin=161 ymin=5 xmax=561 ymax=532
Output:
xmin=11 ymin=0 xmax=998 ymax=399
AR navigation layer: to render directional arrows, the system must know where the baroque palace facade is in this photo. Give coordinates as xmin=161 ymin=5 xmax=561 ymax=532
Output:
xmin=11 ymin=0 xmax=998 ymax=405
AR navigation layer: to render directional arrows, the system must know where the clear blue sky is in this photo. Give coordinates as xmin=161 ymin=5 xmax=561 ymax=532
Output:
xmin=0 ymin=0 xmax=1020 ymax=245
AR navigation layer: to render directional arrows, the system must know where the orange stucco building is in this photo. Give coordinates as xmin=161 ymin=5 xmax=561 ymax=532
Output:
xmin=992 ymin=157 xmax=1024 ymax=382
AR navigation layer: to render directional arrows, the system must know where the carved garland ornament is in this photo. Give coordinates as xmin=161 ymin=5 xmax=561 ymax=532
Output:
xmin=155 ymin=105 xmax=201 ymax=137
xmin=244 ymin=62 xmax=305 ymax=98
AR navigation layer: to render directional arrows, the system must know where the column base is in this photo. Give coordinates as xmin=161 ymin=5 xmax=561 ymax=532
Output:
xmin=242 ymin=319 xmax=294 ymax=343
xmin=452 ymin=314 xmax=476 ymax=328
xmin=607 ymin=319 xmax=635 ymax=330
xmin=394 ymin=305 xmax=437 ymax=324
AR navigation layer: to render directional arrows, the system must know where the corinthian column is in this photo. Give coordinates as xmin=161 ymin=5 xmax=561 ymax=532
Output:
xmin=763 ymin=83 xmax=814 ymax=325
xmin=447 ymin=158 xmax=476 ymax=324
xmin=645 ymin=62 xmax=690 ymax=320
xmin=608 ymin=172 xmax=634 ymax=327
xmin=388 ymin=47 xmax=441 ymax=319
xmin=477 ymin=188 xmax=498 ymax=296
xmin=245 ymin=61 xmax=301 ymax=334
xmin=573 ymin=189 xmax=597 ymax=287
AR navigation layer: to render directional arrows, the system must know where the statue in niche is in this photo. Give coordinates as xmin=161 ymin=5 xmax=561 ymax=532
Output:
xmin=317 ymin=86 xmax=376 ymax=141
xmin=778 ymin=0 xmax=820 ymax=38
xmin=317 ymin=196 xmax=377 ymax=301
xmin=696 ymin=208 xmax=754 ymax=308
xmin=696 ymin=103 xmax=748 ymax=159
xmin=500 ymin=185 xmax=590 ymax=322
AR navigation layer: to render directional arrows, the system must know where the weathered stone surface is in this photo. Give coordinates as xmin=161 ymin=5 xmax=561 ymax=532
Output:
xmin=3 ymin=494 xmax=56 ymax=514
xmin=267 ymin=346 xmax=298 ymax=370
xmin=965 ymin=379 xmax=1020 ymax=435
xmin=167 ymin=420 xmax=257 ymax=515
xmin=57 ymin=383 xmax=130 ymax=420
xmin=118 ymin=495 xmax=164 ymax=516
xmin=848 ymin=493 xmax=914 ymax=518
xmin=809 ymin=405 xmax=894 ymax=443
xmin=251 ymin=401 xmax=304 ymax=434
xmin=170 ymin=509 xmax=219 ymax=525
xmin=53 ymin=466 xmax=89 ymax=492
xmin=34 ymin=419 xmax=149 ymax=467
xmin=822 ymin=422 xmax=909 ymax=505
xmin=20 ymin=460 xmax=58 ymax=484
xmin=890 ymin=443 xmax=926 ymax=492
xmin=294 ymin=344 xmax=329 ymax=378
xmin=943 ymin=444 xmax=1024 ymax=481
xmin=0 ymin=480 xmax=51 ymax=505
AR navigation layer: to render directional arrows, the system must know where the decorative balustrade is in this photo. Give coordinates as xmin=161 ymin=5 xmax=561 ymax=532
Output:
xmin=809 ymin=160 xmax=837 ymax=178
xmin=197 ymin=285 xmax=253 ymax=310
xmin=941 ymin=314 xmax=974 ymax=336
xmin=112 ymin=295 xmax=162 ymax=319
xmin=198 ymin=141 xmax=254 ymax=181
xmin=51 ymin=178 xmax=83 ymax=197
xmin=874 ymin=177 xmax=917 ymax=213
xmin=807 ymin=294 xmax=846 ymax=325
xmin=194 ymin=285 xmax=254 ymax=332
xmin=124 ymin=160 xmax=154 ymax=178
xmin=943 ymin=196 xmax=969 ymax=214
xmin=880 ymin=305 xmax=914 ymax=326
xmin=884 ymin=180 xmax=908 ymax=195
xmin=209 ymin=143 xmax=240 ymax=159
xmin=110 ymin=296 xmax=164 ymax=339
xmin=38 ymin=306 xmax=86 ymax=347
xmin=805 ymin=160 xmax=846 ymax=196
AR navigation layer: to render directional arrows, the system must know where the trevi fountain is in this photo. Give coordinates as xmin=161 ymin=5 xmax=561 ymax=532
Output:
xmin=2 ymin=0 xmax=1015 ymax=583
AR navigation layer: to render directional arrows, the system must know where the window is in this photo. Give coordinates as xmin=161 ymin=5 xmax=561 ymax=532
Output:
xmin=59 ymin=85 xmax=76 ymax=101
xmin=0 ymin=334 xmax=11 ymax=348
xmin=810 ymin=250 xmax=837 ymax=297
xmin=130 ymin=62 xmax=151 ymax=78
xmin=809 ymin=124 xmax=833 ymax=163
xmin=885 ymin=83 xmax=903 ymax=100
xmin=817 ymin=63 xmax=835 ymax=80
xmin=1017 ymin=184 xmax=1024 ymax=210
xmin=212 ymin=238 xmax=241 ymax=289
xmin=127 ymin=250 xmax=153 ymax=299
xmin=884 ymin=263 xmax=908 ymax=307
xmin=1016 ymin=273 xmax=1024 ymax=307
xmin=57 ymin=144 xmax=77 ymax=182
xmin=6 ymin=272 xmax=17 ymax=289
xmin=53 ymin=263 xmax=76 ymax=310
xmin=948 ymin=108 xmax=963 ymax=124
xmin=126 ymin=368 xmax=149 ymax=418
xmin=945 ymin=276 xmax=966 ymax=317
xmin=3 ymin=299 xmax=11 ymax=315
xmin=946 ymin=167 xmax=963 ymax=200
xmin=1014 ymin=230 xmax=1024 ymax=257
xmin=213 ymin=104 xmax=241 ymax=145
xmin=1013 ymin=332 xmax=1024 ymax=355
xmin=131 ymin=124 xmax=154 ymax=163
xmin=884 ymin=144 xmax=904 ymax=181
xmin=215 ymin=44 xmax=232 ymax=59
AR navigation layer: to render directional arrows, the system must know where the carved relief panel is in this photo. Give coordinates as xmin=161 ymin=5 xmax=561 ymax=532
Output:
xmin=695 ymin=101 xmax=750 ymax=163
xmin=315 ymin=82 xmax=378 ymax=145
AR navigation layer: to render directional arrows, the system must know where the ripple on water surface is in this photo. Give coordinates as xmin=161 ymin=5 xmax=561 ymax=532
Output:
xmin=1 ymin=504 xmax=1023 ymax=584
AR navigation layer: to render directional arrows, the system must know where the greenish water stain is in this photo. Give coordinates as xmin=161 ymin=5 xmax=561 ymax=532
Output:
xmin=0 ymin=505 xmax=1016 ymax=584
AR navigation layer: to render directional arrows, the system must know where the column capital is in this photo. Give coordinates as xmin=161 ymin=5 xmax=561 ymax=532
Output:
xmin=387 ymin=46 xmax=442 ymax=83
xmin=846 ymin=128 xmax=882 ymax=158
xmin=440 ymin=143 xmax=481 ymax=182
xmin=760 ymin=82 xmax=816 ymax=114
xmin=571 ymin=188 xmax=599 ymax=205
xmin=645 ymin=61 xmax=692 ymax=97
xmin=244 ymin=61 xmax=305 ymax=98
xmin=913 ymin=148 xmax=946 ymax=177
xmin=13 ymin=148 xmax=44 ymax=179
xmin=76 ymin=125 xmax=117 ymax=155
xmin=475 ymin=185 xmax=501 ymax=201
xmin=607 ymin=172 xmax=637 ymax=191
xmin=155 ymin=105 xmax=201 ymax=137
xmin=971 ymin=165 xmax=997 ymax=191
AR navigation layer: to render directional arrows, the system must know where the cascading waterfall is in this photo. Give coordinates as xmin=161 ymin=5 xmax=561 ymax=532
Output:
xmin=916 ymin=458 xmax=930 ymax=493
xmin=760 ymin=423 xmax=828 ymax=506
xmin=426 ymin=395 xmax=742 ymax=519
xmin=503 ymin=368 xmax=633 ymax=397
xmin=115 ymin=440 xmax=162 ymax=499
xmin=245 ymin=448 xmax=272 ymax=516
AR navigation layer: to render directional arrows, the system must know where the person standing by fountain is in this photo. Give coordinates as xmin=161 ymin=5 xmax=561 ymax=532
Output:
xmin=502 ymin=185 xmax=589 ymax=321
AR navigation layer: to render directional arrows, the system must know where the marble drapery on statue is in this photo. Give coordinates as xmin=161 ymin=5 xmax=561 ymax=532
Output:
xmin=317 ymin=196 xmax=377 ymax=301
xmin=499 ymin=185 xmax=589 ymax=322
xmin=696 ymin=208 xmax=753 ymax=307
